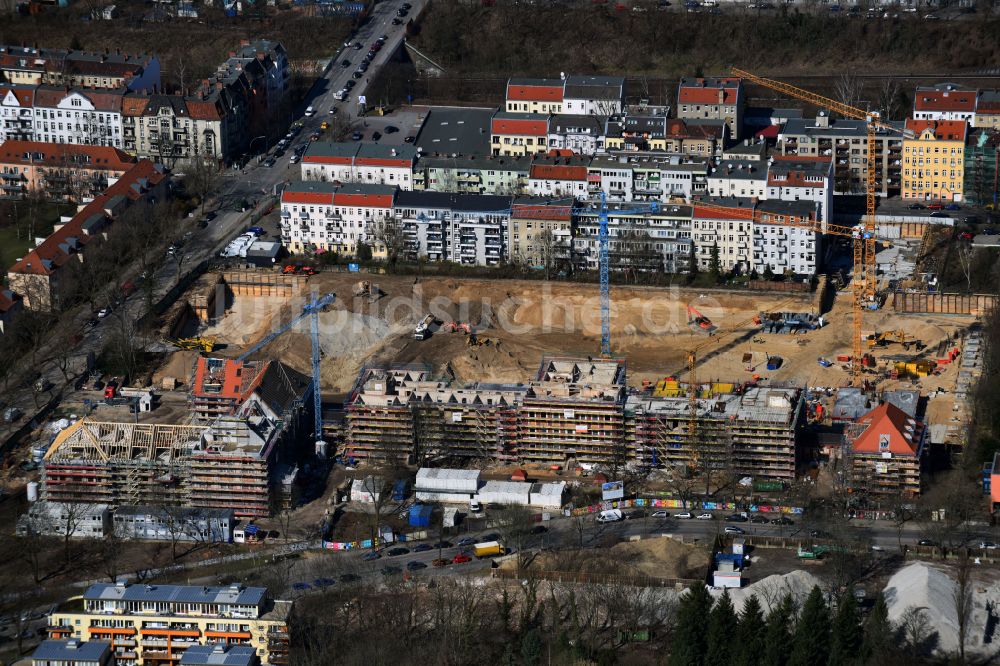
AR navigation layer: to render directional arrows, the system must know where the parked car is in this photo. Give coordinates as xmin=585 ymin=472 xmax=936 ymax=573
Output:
xmin=433 ymin=541 xmax=453 ymax=549
xmin=404 ymin=135 xmax=416 ymax=143
xmin=384 ymin=125 xmax=399 ymax=134
xmin=980 ymin=541 xmax=999 ymax=550
xmin=353 ymin=71 xmax=363 ymax=79
xmin=304 ymin=105 xmax=315 ymax=117
xmin=392 ymin=17 xmax=403 ymax=24
xmin=626 ymin=510 xmax=647 ymax=520
xmin=372 ymin=131 xmax=382 ymax=141
xmin=696 ymin=513 xmax=713 ymax=520
xmin=352 ymin=131 xmax=364 ymax=141
xmin=724 ymin=526 xmax=745 ymax=535
xmin=387 ymin=547 xmax=409 ymax=557
xmin=263 ymin=157 xmax=276 ymax=168
xmin=361 ymin=551 xmax=381 ymax=561
xmin=452 ymin=553 xmax=472 ymax=564
xmin=770 ymin=516 xmax=795 ymax=526
xmin=412 ymin=543 xmax=434 ymax=552
xmin=406 ymin=560 xmax=427 ymax=571
xmin=927 ymin=203 xmax=944 ymax=210
xmin=675 ymin=511 xmax=693 ymax=519
xmin=945 ymin=203 xmax=961 ymax=211
xmin=917 ymin=539 xmax=936 ymax=547
xmin=750 ymin=515 xmax=769 ymax=524
xmin=313 ymin=578 xmax=335 ymax=587
xmin=651 ymin=510 xmax=670 ymax=518
xmin=725 ymin=514 xmax=748 ymax=522
xmin=97 ymin=306 xmax=112 ymax=318
xmin=292 ymin=582 xmax=311 ymax=591
xmin=341 ymin=59 xmax=351 ymax=68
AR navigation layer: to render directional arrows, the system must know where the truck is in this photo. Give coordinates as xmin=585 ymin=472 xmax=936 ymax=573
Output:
xmin=473 ymin=541 xmax=505 ymax=558
xmin=413 ymin=314 xmax=435 ymax=340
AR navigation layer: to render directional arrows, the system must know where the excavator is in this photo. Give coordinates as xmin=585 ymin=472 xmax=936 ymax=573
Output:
xmin=865 ymin=330 xmax=923 ymax=351
xmin=686 ymin=305 xmax=716 ymax=334
xmin=168 ymin=337 xmax=217 ymax=352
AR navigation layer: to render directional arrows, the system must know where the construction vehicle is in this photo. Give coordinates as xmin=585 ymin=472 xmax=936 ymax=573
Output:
xmin=169 ymin=337 xmax=217 ymax=352
xmin=730 ymin=68 xmax=914 ymax=387
xmin=866 ymin=330 xmax=921 ymax=350
xmin=414 ymin=314 xmax=435 ymax=340
xmin=467 ymin=333 xmax=495 ymax=347
xmin=687 ymin=304 xmax=716 ymax=333
xmin=442 ymin=321 xmax=472 ymax=334
xmin=352 ymin=280 xmax=382 ymax=301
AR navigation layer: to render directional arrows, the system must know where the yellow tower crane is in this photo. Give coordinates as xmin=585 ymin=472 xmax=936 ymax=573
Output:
xmin=730 ymin=68 xmax=913 ymax=386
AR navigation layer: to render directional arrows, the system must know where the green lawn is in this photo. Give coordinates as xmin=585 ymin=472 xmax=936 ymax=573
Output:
xmin=0 ymin=202 xmax=77 ymax=277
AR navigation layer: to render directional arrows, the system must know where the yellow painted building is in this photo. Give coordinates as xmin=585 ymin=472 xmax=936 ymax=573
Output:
xmin=48 ymin=583 xmax=290 ymax=666
xmin=491 ymin=112 xmax=550 ymax=157
xmin=902 ymin=119 xmax=967 ymax=202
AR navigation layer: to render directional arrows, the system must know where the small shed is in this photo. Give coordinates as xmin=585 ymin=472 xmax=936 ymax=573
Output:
xmin=350 ymin=476 xmax=383 ymax=503
xmin=529 ymin=481 xmax=566 ymax=508
xmin=511 ymin=469 xmax=528 ymax=482
xmin=477 ymin=480 xmax=531 ymax=506
xmin=409 ymin=504 xmax=433 ymax=528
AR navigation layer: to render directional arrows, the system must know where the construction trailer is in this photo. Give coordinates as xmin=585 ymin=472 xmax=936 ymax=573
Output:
xmin=41 ymin=416 xmax=295 ymax=518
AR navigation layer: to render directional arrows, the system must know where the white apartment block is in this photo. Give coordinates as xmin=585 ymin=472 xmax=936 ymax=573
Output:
xmin=561 ymin=75 xmax=625 ymax=116
xmin=279 ymin=181 xmax=396 ymax=255
xmin=31 ymin=87 xmax=123 ymax=148
xmin=392 ymin=191 xmax=513 ymax=266
xmin=753 ymin=200 xmax=821 ymax=277
xmin=588 ymin=156 xmax=635 ymax=202
xmin=0 ymin=85 xmax=35 ymax=142
xmin=547 ymin=114 xmax=604 ymax=155
xmin=707 ymin=159 xmax=767 ymax=199
xmin=691 ymin=199 xmax=754 ymax=274
xmin=573 ymin=203 xmax=693 ymax=274
xmin=765 ymin=156 xmax=833 ymax=227
xmin=302 ymin=142 xmax=416 ymax=190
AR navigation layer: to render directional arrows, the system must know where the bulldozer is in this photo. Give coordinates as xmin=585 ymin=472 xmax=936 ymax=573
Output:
xmin=169 ymin=337 xmax=217 ymax=352
xmin=866 ymin=330 xmax=922 ymax=351
xmin=352 ymin=280 xmax=382 ymax=302
xmin=467 ymin=333 xmax=495 ymax=347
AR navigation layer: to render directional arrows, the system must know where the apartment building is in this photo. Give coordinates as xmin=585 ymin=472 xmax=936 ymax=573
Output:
xmin=901 ymin=118 xmax=967 ymax=202
xmin=572 ymin=201 xmax=693 ymax=274
xmin=677 ymin=76 xmax=744 ymax=139
xmin=48 ymin=582 xmax=291 ymax=665
xmin=912 ymin=84 xmax=977 ymax=123
xmin=181 ymin=644 xmax=260 ymax=666
xmin=975 ymin=90 xmax=1000 ymax=130
xmin=765 ymin=155 xmax=833 ymax=226
xmin=7 ymin=160 xmax=167 ymax=311
xmin=627 ymin=384 xmax=803 ymax=482
xmin=0 ymin=140 xmax=136 ymax=201
xmin=604 ymin=153 xmax=709 ymax=202
xmin=0 ymin=84 xmax=36 ymax=142
xmin=504 ymin=75 xmax=625 ymax=116
xmin=279 ymin=181 xmax=396 ymax=255
xmin=0 ymin=45 xmax=159 ymax=90
xmin=392 ymin=191 xmax=512 ymax=265
xmin=508 ymin=196 xmax=574 ymax=267
xmin=588 ymin=155 xmax=635 ymax=202
xmin=691 ymin=198 xmax=754 ymax=273
xmin=31 ymin=86 xmax=124 ymax=148
xmin=964 ymin=127 xmax=1000 ymax=207
xmin=301 ymin=142 xmax=415 ymax=189
xmin=113 ymin=506 xmax=234 ymax=543
xmin=491 ymin=112 xmax=550 ymax=156
xmin=562 ymin=75 xmax=625 ymax=115
xmin=779 ymin=112 xmax=905 ymax=195
xmin=526 ymin=155 xmax=590 ymax=199
xmin=505 ymin=78 xmax=563 ymax=114
xmin=31 ymin=640 xmax=112 ymax=666
xmin=190 ymin=356 xmax=311 ymax=427
xmin=218 ymin=39 xmax=290 ymax=136
xmin=660 ymin=119 xmax=724 ymax=158
xmin=845 ymin=402 xmax=925 ymax=496
xmin=412 ymin=154 xmax=529 ymax=195
xmin=753 ymin=200 xmax=821 ymax=277
xmin=604 ymin=113 xmax=668 ymax=153
xmin=706 ymin=159 xmax=767 ymax=199
xmin=547 ymin=114 xmax=605 ymax=154
xmin=121 ymin=93 xmax=235 ymax=165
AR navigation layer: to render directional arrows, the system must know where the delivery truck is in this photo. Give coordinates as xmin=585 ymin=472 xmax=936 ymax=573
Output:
xmin=472 ymin=541 xmax=505 ymax=558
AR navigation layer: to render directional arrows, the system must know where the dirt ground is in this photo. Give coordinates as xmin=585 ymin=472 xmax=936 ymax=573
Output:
xmin=504 ymin=535 xmax=711 ymax=581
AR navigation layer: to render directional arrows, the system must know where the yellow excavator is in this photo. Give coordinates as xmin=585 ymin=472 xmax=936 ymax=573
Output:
xmin=865 ymin=330 xmax=921 ymax=351
xmin=169 ymin=337 xmax=217 ymax=352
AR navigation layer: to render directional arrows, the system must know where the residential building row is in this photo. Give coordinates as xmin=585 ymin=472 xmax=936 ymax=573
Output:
xmin=0 ymin=39 xmax=288 ymax=166
xmin=6 ymin=159 xmax=168 ymax=312
xmin=911 ymin=83 xmax=1000 ymax=129
xmin=17 ymin=502 xmax=235 ymax=543
xmin=0 ymin=139 xmax=137 ymax=201
xmin=282 ymin=167 xmax=825 ymax=276
xmin=0 ymin=45 xmax=160 ymax=90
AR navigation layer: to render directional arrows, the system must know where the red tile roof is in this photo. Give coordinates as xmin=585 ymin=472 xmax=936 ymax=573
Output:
xmin=354 ymin=157 xmax=413 ymax=168
xmin=529 ymin=163 xmax=588 ymax=181
xmin=9 ymin=160 xmax=165 ymax=277
xmin=281 ymin=190 xmax=334 ymax=205
xmin=665 ymin=119 xmax=721 ymax=140
xmin=492 ymin=117 xmax=548 ymax=136
xmin=913 ymin=89 xmax=976 ymax=113
xmin=333 ymin=192 xmax=394 ymax=208
xmin=0 ymin=85 xmax=34 ymax=106
xmin=302 ymin=155 xmax=353 ymax=166
xmin=678 ymin=78 xmax=741 ymax=105
xmin=33 ymin=87 xmax=123 ymax=112
xmin=121 ymin=96 xmax=149 ymax=116
xmin=692 ymin=204 xmax=753 ymax=221
xmin=507 ymin=83 xmax=563 ymax=103
xmin=0 ymin=140 xmax=136 ymax=170
xmin=904 ymin=119 xmax=967 ymax=142
xmin=512 ymin=202 xmax=573 ymax=221
xmin=191 ymin=357 xmax=267 ymax=402
xmin=851 ymin=402 xmax=921 ymax=456
xmin=185 ymin=99 xmax=224 ymax=121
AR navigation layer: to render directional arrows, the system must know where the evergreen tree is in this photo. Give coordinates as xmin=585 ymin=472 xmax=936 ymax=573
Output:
xmin=520 ymin=628 xmax=543 ymax=666
xmin=735 ymin=594 xmax=767 ymax=666
xmin=829 ymin=593 xmax=863 ymax=666
xmin=356 ymin=240 xmax=373 ymax=262
xmin=706 ymin=591 xmax=739 ymax=666
xmin=763 ymin=594 xmax=796 ymax=666
xmin=687 ymin=243 xmax=699 ymax=280
xmin=861 ymin=593 xmax=893 ymax=664
xmin=669 ymin=581 xmax=713 ymax=666
xmin=790 ymin=586 xmax=831 ymax=666
xmin=709 ymin=242 xmax=722 ymax=282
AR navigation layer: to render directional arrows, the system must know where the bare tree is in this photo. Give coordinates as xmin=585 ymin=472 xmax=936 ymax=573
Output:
xmin=187 ymin=158 xmax=222 ymax=218
xmin=374 ymin=217 xmax=407 ymax=268
xmin=100 ymin=520 xmax=128 ymax=583
xmin=954 ymin=549 xmax=974 ymax=663
xmin=898 ymin=605 xmax=934 ymax=658
xmin=957 ymin=243 xmax=975 ymax=293
xmin=878 ymin=78 xmax=903 ymax=121
xmin=55 ymin=502 xmax=99 ymax=567
xmin=834 ymin=71 xmax=863 ymax=114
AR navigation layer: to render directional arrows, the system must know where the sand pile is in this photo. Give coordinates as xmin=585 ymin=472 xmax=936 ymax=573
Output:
xmin=710 ymin=570 xmax=823 ymax=613
xmin=884 ymin=562 xmax=962 ymax=654
xmin=152 ymin=350 xmax=199 ymax=387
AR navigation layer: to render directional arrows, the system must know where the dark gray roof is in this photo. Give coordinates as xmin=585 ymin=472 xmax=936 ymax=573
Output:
xmin=356 ymin=143 xmax=418 ymax=161
xmin=180 ymin=644 xmax=258 ymax=666
xmin=285 ymin=180 xmax=338 ymax=194
xmin=304 ymin=142 xmax=358 ymax=160
xmin=755 ymin=199 xmax=819 ymax=217
xmin=550 ymin=114 xmax=604 ymax=134
xmin=563 ymin=75 xmax=625 ymax=100
xmin=782 ymin=117 xmax=906 ymax=138
xmin=745 ymin=106 xmax=804 ymax=121
xmin=254 ymin=361 xmax=311 ymax=417
xmin=31 ymin=639 xmax=110 ymax=662
xmin=395 ymin=190 xmax=512 ymax=212
xmin=84 ymin=582 xmax=265 ymax=606
xmin=711 ymin=159 xmax=765 ymax=180
xmin=415 ymin=107 xmax=494 ymax=156
xmin=416 ymin=154 xmax=531 ymax=171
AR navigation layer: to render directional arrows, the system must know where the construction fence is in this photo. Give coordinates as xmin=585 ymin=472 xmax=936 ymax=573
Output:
xmin=746 ymin=280 xmax=811 ymax=293
xmin=491 ymin=567 xmax=700 ymax=589
xmin=569 ymin=497 xmax=805 ymax=517
xmin=891 ymin=291 xmax=998 ymax=317
xmin=220 ymin=269 xmax=307 ymax=298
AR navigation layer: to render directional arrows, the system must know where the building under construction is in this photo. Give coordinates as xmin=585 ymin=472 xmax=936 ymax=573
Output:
xmin=41 ymin=416 xmax=293 ymax=518
xmin=626 ymin=381 xmax=804 ymax=481
xmin=344 ymin=357 xmax=802 ymax=478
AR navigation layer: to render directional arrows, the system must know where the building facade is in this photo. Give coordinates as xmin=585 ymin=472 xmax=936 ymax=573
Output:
xmin=31 ymin=87 xmax=124 ymax=148
xmin=901 ymin=119 xmax=967 ymax=202
xmin=279 ymin=181 xmax=396 ymax=255
xmin=912 ymin=84 xmax=977 ymax=123
xmin=0 ymin=45 xmax=159 ymax=90
xmin=845 ymin=402 xmax=925 ymax=496
xmin=491 ymin=112 xmax=550 ymax=157
xmin=677 ymin=76 xmax=744 ymax=139
xmin=301 ymin=142 xmax=415 ymax=189
xmin=0 ymin=140 xmax=136 ymax=201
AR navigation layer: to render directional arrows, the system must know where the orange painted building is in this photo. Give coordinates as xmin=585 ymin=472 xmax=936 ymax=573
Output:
xmin=0 ymin=140 xmax=136 ymax=201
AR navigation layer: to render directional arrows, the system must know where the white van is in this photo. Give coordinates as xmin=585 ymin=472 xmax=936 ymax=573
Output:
xmin=469 ymin=500 xmax=483 ymax=514
xmin=596 ymin=508 xmax=623 ymax=523
xmin=304 ymin=105 xmax=315 ymax=117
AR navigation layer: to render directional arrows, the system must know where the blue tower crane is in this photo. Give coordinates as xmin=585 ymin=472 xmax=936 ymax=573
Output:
xmin=238 ymin=291 xmax=335 ymax=453
xmin=595 ymin=192 xmax=660 ymax=356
